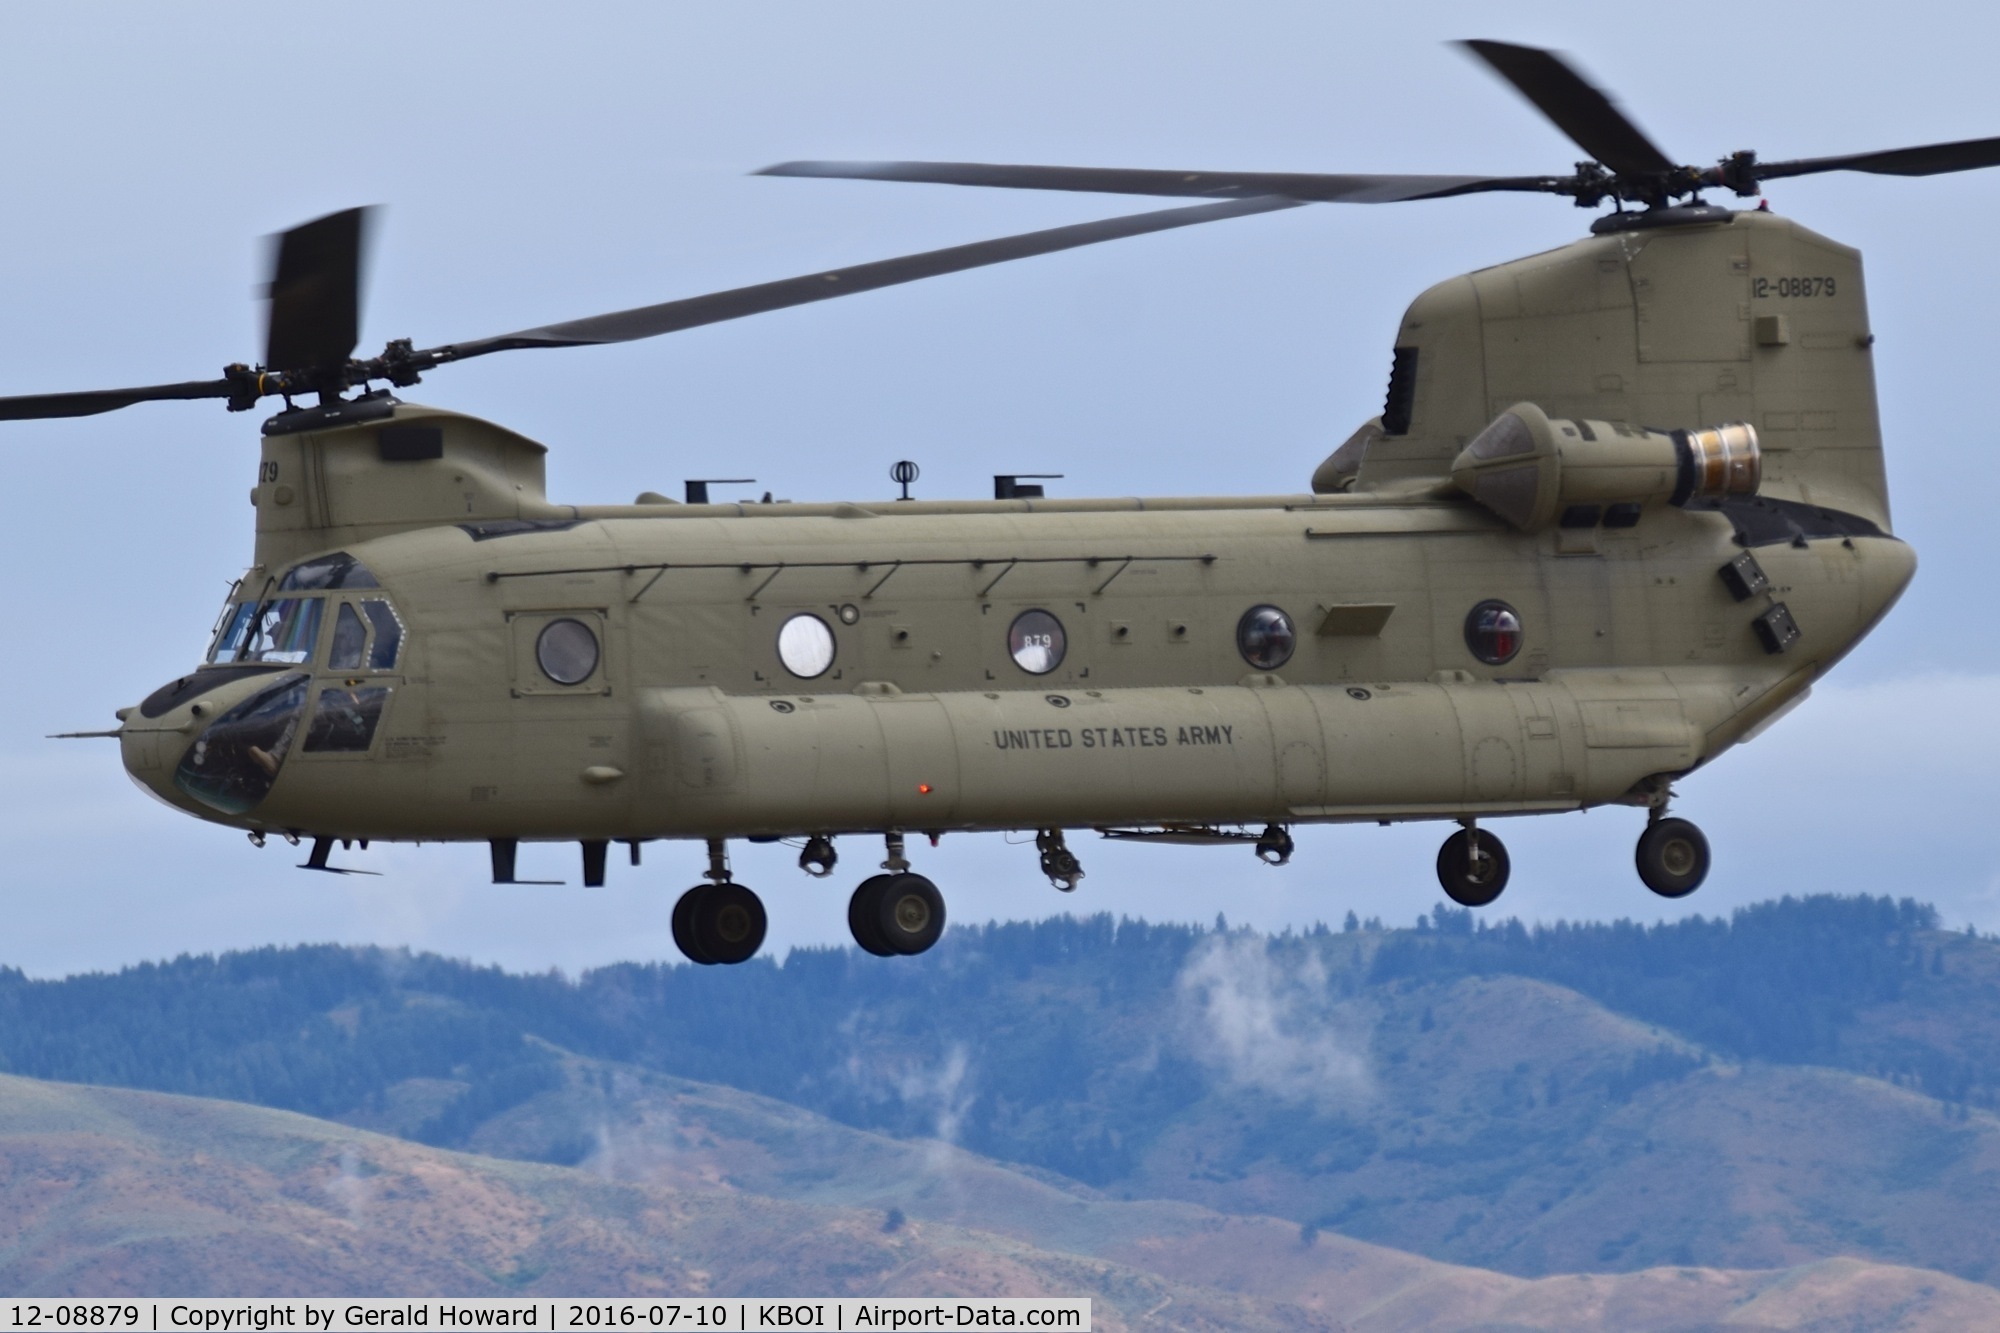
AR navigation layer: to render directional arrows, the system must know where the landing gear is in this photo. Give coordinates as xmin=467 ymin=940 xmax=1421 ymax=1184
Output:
xmin=1436 ymin=822 xmax=1510 ymax=907
xmin=1037 ymin=829 xmax=1084 ymax=890
xmin=845 ymin=830 xmax=947 ymax=957
xmin=671 ymin=837 xmax=767 ymax=965
xmin=848 ymin=872 xmax=946 ymax=956
xmin=672 ymin=882 xmax=767 ymax=964
xmin=1636 ymin=815 xmax=1710 ymax=898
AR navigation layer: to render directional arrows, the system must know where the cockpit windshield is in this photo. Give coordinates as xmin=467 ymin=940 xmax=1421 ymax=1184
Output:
xmin=203 ymin=554 xmax=397 ymax=668
xmin=242 ymin=598 xmax=324 ymax=664
xmin=207 ymin=601 xmax=258 ymax=664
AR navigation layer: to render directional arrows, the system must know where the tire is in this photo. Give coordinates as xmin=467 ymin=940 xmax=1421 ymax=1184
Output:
xmin=874 ymin=874 xmax=946 ymax=956
xmin=672 ymin=886 xmax=715 ymax=965
xmin=1637 ymin=817 xmax=1710 ymax=898
xmin=1436 ymin=828 xmax=1510 ymax=907
xmin=848 ymin=875 xmax=899 ymax=956
xmin=695 ymin=882 xmax=767 ymax=965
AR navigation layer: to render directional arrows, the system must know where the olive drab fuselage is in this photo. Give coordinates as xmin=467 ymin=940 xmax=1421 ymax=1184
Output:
xmin=118 ymin=209 xmax=1915 ymax=851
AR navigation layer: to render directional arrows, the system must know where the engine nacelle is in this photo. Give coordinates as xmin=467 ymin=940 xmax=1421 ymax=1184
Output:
xmin=1450 ymin=402 xmax=1759 ymax=531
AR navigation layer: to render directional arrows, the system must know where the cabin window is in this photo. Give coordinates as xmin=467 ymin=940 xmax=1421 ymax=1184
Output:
xmin=536 ymin=618 xmax=601 ymax=686
xmin=1007 ymin=609 xmax=1067 ymax=675
xmin=326 ymin=600 xmax=403 ymax=672
xmin=1237 ymin=605 xmax=1297 ymax=670
xmin=363 ymin=600 xmax=404 ymax=670
xmin=777 ymin=613 xmax=836 ymax=680
xmin=278 ymin=551 xmax=380 ymax=591
xmin=1464 ymin=600 xmax=1523 ymax=666
xmin=208 ymin=602 xmax=257 ymax=664
xmin=304 ymin=685 xmax=391 ymax=752
xmin=328 ymin=604 xmax=368 ymax=670
xmin=241 ymin=597 xmax=324 ymax=664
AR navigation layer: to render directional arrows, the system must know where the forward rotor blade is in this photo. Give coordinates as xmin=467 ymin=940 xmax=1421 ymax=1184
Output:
xmin=0 ymin=378 xmax=235 ymax=421
xmin=1756 ymin=134 xmax=2000 ymax=181
xmin=435 ymin=196 xmax=1303 ymax=360
xmin=758 ymin=159 xmax=1554 ymax=204
xmin=265 ymin=206 xmax=371 ymax=373
xmin=1460 ymin=40 xmax=1676 ymax=177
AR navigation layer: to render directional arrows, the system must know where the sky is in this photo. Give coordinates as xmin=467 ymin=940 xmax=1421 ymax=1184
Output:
xmin=0 ymin=1 xmax=1995 ymax=977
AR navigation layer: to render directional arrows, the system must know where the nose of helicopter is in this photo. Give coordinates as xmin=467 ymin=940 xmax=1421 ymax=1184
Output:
xmin=120 ymin=666 xmax=308 ymax=822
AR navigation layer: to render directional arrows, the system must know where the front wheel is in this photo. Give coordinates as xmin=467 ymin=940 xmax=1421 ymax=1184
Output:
xmin=1637 ymin=818 xmax=1710 ymax=898
xmin=672 ymin=886 xmax=715 ymax=965
xmin=1436 ymin=828 xmax=1510 ymax=907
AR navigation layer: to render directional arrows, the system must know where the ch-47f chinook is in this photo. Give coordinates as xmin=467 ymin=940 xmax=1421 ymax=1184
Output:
xmin=13 ymin=40 xmax=1985 ymax=965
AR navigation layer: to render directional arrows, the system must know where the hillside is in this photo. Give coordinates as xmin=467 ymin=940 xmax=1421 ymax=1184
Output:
xmin=1 ymin=895 xmax=1996 ymax=1284
xmin=3 ymin=1071 xmax=1998 ymax=1331
xmin=0 ymin=1071 xmax=1272 ymax=1317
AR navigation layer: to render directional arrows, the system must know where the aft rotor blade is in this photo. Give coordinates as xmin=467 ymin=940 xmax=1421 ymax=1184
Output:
xmin=1756 ymin=134 xmax=2000 ymax=181
xmin=0 ymin=378 xmax=235 ymax=421
xmin=265 ymin=206 xmax=371 ymax=373
xmin=435 ymin=196 xmax=1303 ymax=359
xmin=758 ymin=159 xmax=1555 ymax=204
xmin=1460 ymin=40 xmax=1677 ymax=177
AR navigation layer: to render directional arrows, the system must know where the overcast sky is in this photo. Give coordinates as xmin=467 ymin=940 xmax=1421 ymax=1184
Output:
xmin=1 ymin=1 xmax=1995 ymax=977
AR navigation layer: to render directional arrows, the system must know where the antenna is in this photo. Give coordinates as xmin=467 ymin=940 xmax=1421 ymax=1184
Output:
xmin=890 ymin=460 xmax=920 ymax=501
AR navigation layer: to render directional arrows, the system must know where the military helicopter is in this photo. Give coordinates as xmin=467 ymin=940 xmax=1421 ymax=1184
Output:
xmin=15 ymin=40 xmax=1987 ymax=966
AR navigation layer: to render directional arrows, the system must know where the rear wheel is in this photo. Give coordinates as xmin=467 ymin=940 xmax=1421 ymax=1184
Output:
xmin=1637 ymin=818 xmax=1710 ymax=898
xmin=1436 ymin=828 xmax=1510 ymax=907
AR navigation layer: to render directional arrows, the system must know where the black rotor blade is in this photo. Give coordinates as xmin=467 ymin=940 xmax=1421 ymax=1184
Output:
xmin=758 ymin=159 xmax=1556 ymax=204
xmin=1461 ymin=40 xmax=1676 ymax=177
xmin=265 ymin=206 xmax=371 ymax=373
xmin=0 ymin=378 xmax=235 ymax=422
xmin=435 ymin=196 xmax=1304 ymax=360
xmin=1756 ymin=134 xmax=2000 ymax=181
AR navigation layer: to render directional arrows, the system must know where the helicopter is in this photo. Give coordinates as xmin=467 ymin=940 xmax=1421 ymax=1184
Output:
xmin=14 ymin=39 xmax=1985 ymax=966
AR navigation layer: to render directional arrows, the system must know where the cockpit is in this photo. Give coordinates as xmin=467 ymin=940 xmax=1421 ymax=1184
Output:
xmin=206 ymin=551 xmax=402 ymax=669
xmin=164 ymin=551 xmax=407 ymax=818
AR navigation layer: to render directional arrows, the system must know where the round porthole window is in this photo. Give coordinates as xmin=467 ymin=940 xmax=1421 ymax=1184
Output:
xmin=1007 ymin=609 xmax=1066 ymax=675
xmin=536 ymin=618 xmax=600 ymax=685
xmin=777 ymin=613 xmax=837 ymax=679
xmin=1465 ymin=600 xmax=1523 ymax=666
xmin=1236 ymin=605 xmax=1297 ymax=671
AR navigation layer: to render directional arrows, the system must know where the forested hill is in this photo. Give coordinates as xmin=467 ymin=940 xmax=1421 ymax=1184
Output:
xmin=0 ymin=895 xmax=1978 ymax=1125
xmin=1 ymin=894 xmax=1997 ymax=1281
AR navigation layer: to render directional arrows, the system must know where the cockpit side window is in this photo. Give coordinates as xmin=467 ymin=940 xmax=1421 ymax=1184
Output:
xmin=362 ymin=600 xmax=404 ymax=670
xmin=279 ymin=552 xmax=381 ymax=591
xmin=241 ymin=597 xmax=324 ymax=664
xmin=208 ymin=602 xmax=257 ymax=664
xmin=328 ymin=603 xmax=368 ymax=671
